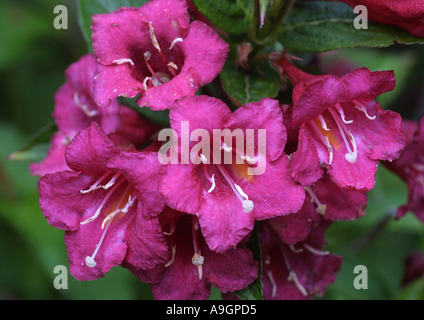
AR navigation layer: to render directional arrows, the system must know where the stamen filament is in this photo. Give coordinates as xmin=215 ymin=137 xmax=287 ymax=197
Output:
xmin=144 ymin=51 xmax=163 ymax=85
xmin=280 ymin=245 xmax=308 ymax=297
xmin=353 ymin=100 xmax=376 ymax=120
xmin=304 ymin=187 xmax=327 ymax=215
xmin=335 ymin=103 xmax=353 ymax=124
xmin=310 ymin=121 xmax=333 ymax=165
xmin=328 ymin=108 xmax=358 ymax=163
xmin=80 ymin=171 xmax=112 ymax=194
xmin=85 ymin=214 xmax=114 ymax=268
xmin=317 ymin=115 xmax=330 ymax=131
xmin=73 ymin=93 xmax=99 ymax=118
xmin=216 ymin=163 xmax=254 ymax=212
xmin=267 ymin=271 xmax=277 ymax=298
xmin=164 ymin=245 xmax=176 ymax=268
xmin=169 ymin=38 xmax=183 ymax=50
xmin=304 ymin=244 xmax=329 ymax=256
xmin=102 ymin=172 xmax=121 ymax=190
xmin=80 ymin=178 xmax=125 ymax=225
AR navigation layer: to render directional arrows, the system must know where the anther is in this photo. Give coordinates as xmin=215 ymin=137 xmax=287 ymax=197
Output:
xmin=207 ymin=174 xmax=216 ymax=193
xmin=353 ymin=100 xmax=376 ymax=120
xmin=169 ymin=38 xmax=183 ymax=50
xmin=165 ymin=245 xmax=176 ymax=268
xmin=304 ymin=244 xmax=329 ymax=256
xmin=113 ymin=58 xmax=135 ymax=66
xmin=73 ymin=93 xmax=99 ymax=118
xmin=335 ymin=103 xmax=353 ymax=124
xmin=317 ymin=115 xmax=330 ymax=131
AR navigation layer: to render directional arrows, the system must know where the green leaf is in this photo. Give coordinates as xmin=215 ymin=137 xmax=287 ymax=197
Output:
xmin=77 ymin=0 xmax=149 ymax=50
xmin=191 ymin=0 xmax=254 ymax=35
xmin=278 ymin=1 xmax=424 ymax=53
xmin=397 ymin=278 xmax=424 ymax=300
xmin=220 ymin=59 xmax=280 ymax=106
xmin=9 ymin=121 xmax=57 ymax=162
xmin=234 ymin=223 xmax=263 ymax=300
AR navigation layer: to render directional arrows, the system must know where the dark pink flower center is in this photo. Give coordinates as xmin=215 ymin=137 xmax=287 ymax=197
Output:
xmin=79 ymin=171 xmax=137 ymax=268
xmin=163 ymin=216 xmax=205 ymax=280
xmin=113 ymin=23 xmax=188 ymax=91
xmin=197 ymin=138 xmax=257 ymax=213
xmin=308 ymin=100 xmax=376 ymax=165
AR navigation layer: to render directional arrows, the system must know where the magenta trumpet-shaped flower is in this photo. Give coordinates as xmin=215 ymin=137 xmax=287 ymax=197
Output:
xmin=141 ymin=208 xmax=258 ymax=300
xmin=159 ymin=95 xmax=305 ymax=252
xmin=38 ymin=123 xmax=168 ymax=280
xmin=91 ymin=0 xmax=229 ymax=110
xmin=30 ymin=54 xmax=160 ymax=177
xmin=273 ymin=55 xmax=406 ymax=191
xmin=385 ymin=116 xmax=424 ymax=222
xmin=260 ymin=222 xmax=343 ymax=300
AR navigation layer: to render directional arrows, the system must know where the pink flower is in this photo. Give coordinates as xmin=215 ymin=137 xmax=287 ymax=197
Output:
xmin=260 ymin=222 xmax=343 ymax=300
xmin=402 ymin=251 xmax=424 ymax=287
xmin=30 ymin=54 xmax=161 ymax=177
xmin=38 ymin=123 xmax=168 ymax=281
xmin=143 ymin=208 xmax=258 ymax=300
xmin=385 ymin=116 xmax=424 ymax=222
xmin=273 ymin=55 xmax=406 ymax=191
xmin=341 ymin=0 xmax=424 ymax=37
xmin=91 ymin=0 xmax=229 ymax=110
xmin=269 ymin=173 xmax=368 ymax=245
xmin=159 ymin=95 xmax=305 ymax=252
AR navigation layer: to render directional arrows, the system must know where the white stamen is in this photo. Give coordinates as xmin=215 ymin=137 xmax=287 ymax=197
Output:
xmin=164 ymin=245 xmax=176 ymax=268
xmin=324 ymin=136 xmax=334 ymax=165
xmin=354 ymin=100 xmax=377 ymax=120
xmin=200 ymin=153 xmax=209 ymax=164
xmin=148 ymin=22 xmax=161 ymax=52
xmin=289 ymin=244 xmax=304 ymax=253
xmin=113 ymin=58 xmax=134 ymax=66
xmin=167 ymin=62 xmax=178 ymax=70
xmin=221 ymin=143 xmax=232 ymax=152
xmin=318 ymin=115 xmax=330 ymax=131
xmin=304 ymin=244 xmax=329 ymax=256
xmin=73 ymin=93 xmax=99 ymax=118
xmin=328 ymin=108 xmax=357 ymax=164
xmin=169 ymin=38 xmax=183 ymax=50
xmin=80 ymin=171 xmax=111 ymax=194
xmin=142 ymin=77 xmax=152 ymax=91
xmin=335 ymin=104 xmax=353 ymax=124
xmin=80 ymin=179 xmax=125 ymax=225
xmin=101 ymin=194 xmax=135 ymax=229
xmin=288 ymin=271 xmax=308 ymax=297
xmin=85 ymin=214 xmax=114 ymax=268
xmin=207 ymin=174 xmax=216 ymax=193
xmin=310 ymin=120 xmax=333 ymax=165
xmin=234 ymin=184 xmax=249 ymax=200
xmin=355 ymin=104 xmax=376 ymax=120
xmin=102 ymin=172 xmax=121 ymax=190
xmin=281 ymin=245 xmax=308 ymax=297
xmin=241 ymin=155 xmax=258 ymax=165
xmin=216 ymin=164 xmax=254 ymax=213
xmin=267 ymin=271 xmax=277 ymax=298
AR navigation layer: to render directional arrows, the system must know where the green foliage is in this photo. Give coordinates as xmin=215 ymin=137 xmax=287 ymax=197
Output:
xmin=278 ymin=1 xmax=424 ymax=52
xmin=191 ymin=0 xmax=254 ymax=35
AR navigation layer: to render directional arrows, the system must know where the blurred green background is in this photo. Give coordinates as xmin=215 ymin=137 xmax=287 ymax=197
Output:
xmin=0 ymin=0 xmax=423 ymax=300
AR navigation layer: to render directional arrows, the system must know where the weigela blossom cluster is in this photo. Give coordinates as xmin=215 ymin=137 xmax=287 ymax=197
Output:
xmin=31 ymin=0 xmax=421 ymax=300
